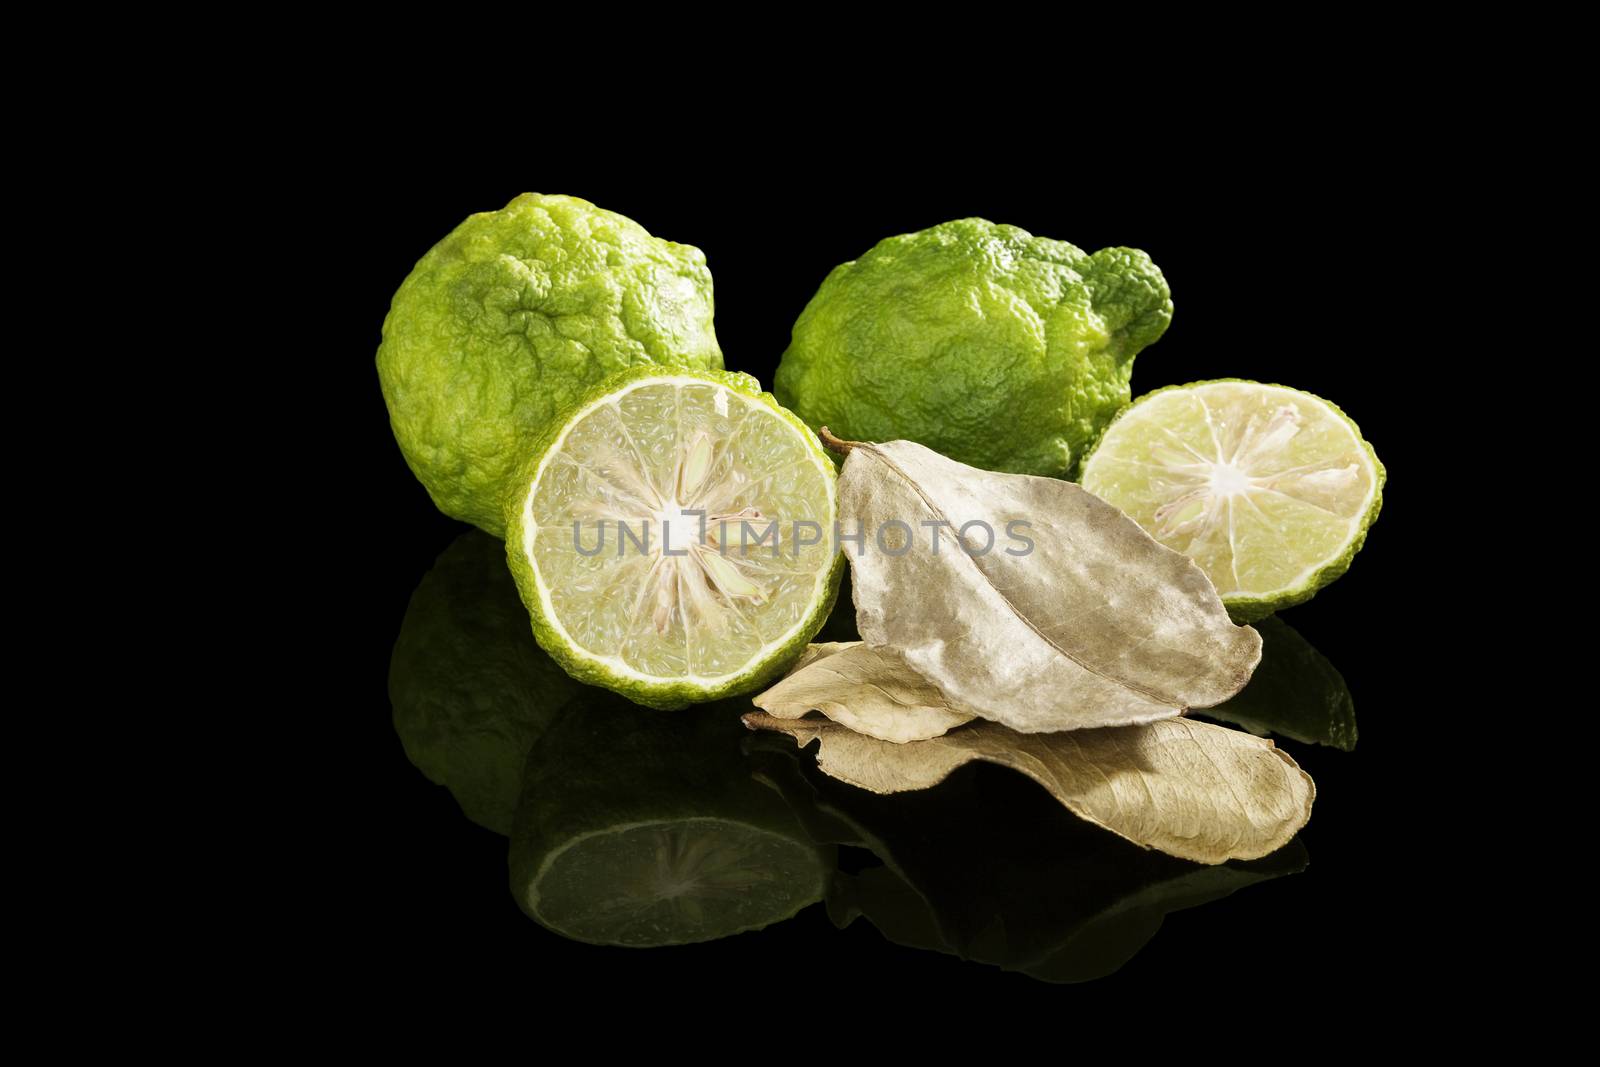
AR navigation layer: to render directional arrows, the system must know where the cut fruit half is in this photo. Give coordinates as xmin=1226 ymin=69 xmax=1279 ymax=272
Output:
xmin=505 ymin=367 xmax=842 ymax=709
xmin=1079 ymin=381 xmax=1383 ymax=621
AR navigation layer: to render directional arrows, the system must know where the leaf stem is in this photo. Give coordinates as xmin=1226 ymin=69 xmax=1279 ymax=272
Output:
xmin=818 ymin=426 xmax=860 ymax=454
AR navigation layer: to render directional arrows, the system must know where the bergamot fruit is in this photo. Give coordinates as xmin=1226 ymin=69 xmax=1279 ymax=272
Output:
xmin=1079 ymin=380 xmax=1384 ymax=621
xmin=377 ymin=193 xmax=724 ymax=537
xmin=774 ymin=218 xmax=1172 ymax=479
xmin=511 ymin=701 xmax=831 ymax=947
xmin=389 ymin=530 xmax=590 ymax=834
xmin=505 ymin=366 xmax=842 ymax=709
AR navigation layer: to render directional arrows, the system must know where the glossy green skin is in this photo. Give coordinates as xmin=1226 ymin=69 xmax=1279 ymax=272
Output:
xmin=377 ymin=194 xmax=723 ymax=537
xmin=775 ymin=218 xmax=1171 ymax=479
xmin=1080 ymin=379 xmax=1386 ymax=622
xmin=504 ymin=366 xmax=844 ymax=710
xmin=389 ymin=531 xmax=591 ymax=834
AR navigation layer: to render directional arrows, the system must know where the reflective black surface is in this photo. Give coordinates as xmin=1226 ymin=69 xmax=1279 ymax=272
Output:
xmin=389 ymin=530 xmax=1344 ymax=982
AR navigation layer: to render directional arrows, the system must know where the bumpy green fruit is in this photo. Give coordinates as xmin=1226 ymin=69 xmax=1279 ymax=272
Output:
xmin=377 ymin=194 xmax=723 ymax=536
xmin=775 ymin=218 xmax=1171 ymax=478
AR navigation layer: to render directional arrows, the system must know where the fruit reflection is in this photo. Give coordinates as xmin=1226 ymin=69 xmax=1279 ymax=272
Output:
xmin=390 ymin=531 xmax=588 ymax=834
xmin=511 ymin=701 xmax=832 ymax=947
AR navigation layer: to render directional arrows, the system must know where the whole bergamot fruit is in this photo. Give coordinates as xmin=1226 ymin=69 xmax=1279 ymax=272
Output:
xmin=377 ymin=194 xmax=724 ymax=537
xmin=774 ymin=218 xmax=1172 ymax=479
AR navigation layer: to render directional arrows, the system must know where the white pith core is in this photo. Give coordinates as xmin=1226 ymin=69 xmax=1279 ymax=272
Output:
xmin=520 ymin=376 xmax=836 ymax=687
xmin=1082 ymin=383 xmax=1378 ymax=597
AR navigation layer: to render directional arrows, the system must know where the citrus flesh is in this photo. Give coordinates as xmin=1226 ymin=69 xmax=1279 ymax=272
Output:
xmin=527 ymin=817 xmax=827 ymax=947
xmin=506 ymin=367 xmax=841 ymax=708
xmin=1079 ymin=381 xmax=1383 ymax=620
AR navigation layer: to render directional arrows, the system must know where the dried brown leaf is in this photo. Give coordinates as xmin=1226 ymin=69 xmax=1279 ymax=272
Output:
xmin=834 ymin=437 xmax=1261 ymax=732
xmin=755 ymin=642 xmax=975 ymax=743
xmin=743 ymin=711 xmax=1313 ymax=864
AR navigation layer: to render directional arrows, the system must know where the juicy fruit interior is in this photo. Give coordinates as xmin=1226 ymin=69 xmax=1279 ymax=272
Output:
xmin=1082 ymin=383 xmax=1377 ymax=597
xmin=529 ymin=818 xmax=825 ymax=946
xmin=522 ymin=378 xmax=835 ymax=683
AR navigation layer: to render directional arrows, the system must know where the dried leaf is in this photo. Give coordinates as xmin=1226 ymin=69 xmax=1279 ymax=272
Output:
xmin=755 ymin=641 xmax=975 ymax=743
xmin=831 ymin=435 xmax=1261 ymax=732
xmin=743 ymin=712 xmax=1313 ymax=864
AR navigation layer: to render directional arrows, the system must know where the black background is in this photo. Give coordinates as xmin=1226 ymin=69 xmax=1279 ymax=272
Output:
xmin=318 ymin=167 xmax=1438 ymax=1011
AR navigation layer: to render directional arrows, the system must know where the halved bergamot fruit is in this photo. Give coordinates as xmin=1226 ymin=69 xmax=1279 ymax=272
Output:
xmin=505 ymin=366 xmax=842 ymax=709
xmin=1080 ymin=381 xmax=1383 ymax=621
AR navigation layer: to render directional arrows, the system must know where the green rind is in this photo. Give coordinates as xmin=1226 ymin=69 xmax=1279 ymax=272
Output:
xmin=1078 ymin=379 xmax=1386 ymax=622
xmin=503 ymin=365 xmax=844 ymax=710
xmin=774 ymin=218 xmax=1172 ymax=479
xmin=377 ymin=193 xmax=723 ymax=537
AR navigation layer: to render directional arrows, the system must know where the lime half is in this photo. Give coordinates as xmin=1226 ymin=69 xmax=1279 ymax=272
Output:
xmin=506 ymin=367 xmax=842 ymax=709
xmin=1080 ymin=381 xmax=1383 ymax=620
